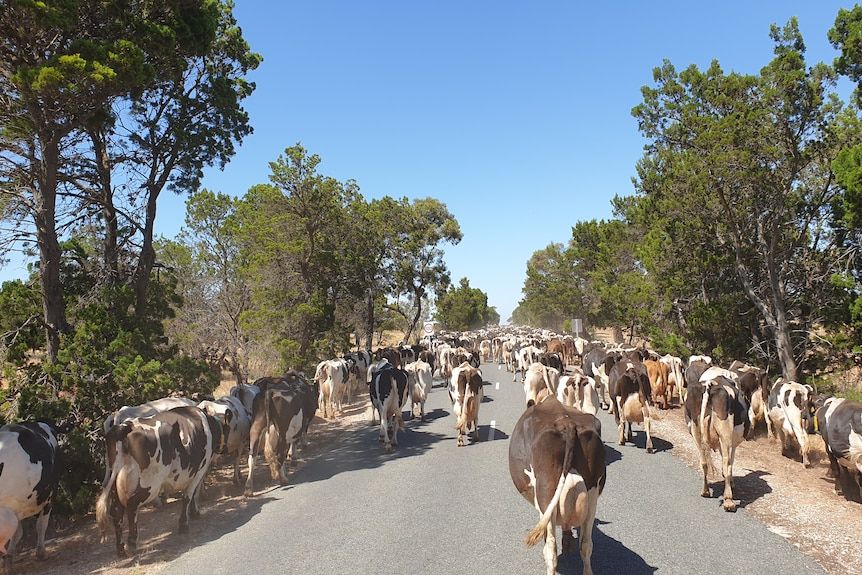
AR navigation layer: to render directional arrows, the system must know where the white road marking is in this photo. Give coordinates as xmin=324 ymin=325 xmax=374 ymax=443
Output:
xmin=489 ymin=420 xmax=496 ymax=441
xmin=495 ymin=381 xmax=500 ymax=390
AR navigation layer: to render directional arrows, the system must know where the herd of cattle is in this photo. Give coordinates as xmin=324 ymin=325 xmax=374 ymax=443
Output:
xmin=0 ymin=326 xmax=861 ymax=575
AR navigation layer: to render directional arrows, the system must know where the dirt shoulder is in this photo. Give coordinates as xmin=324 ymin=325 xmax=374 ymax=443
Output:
xmin=650 ymin=407 xmax=862 ymax=575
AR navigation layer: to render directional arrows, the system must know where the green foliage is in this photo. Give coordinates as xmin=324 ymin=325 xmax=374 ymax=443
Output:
xmin=0 ymin=280 xmax=44 ymax=363
xmin=436 ymin=278 xmax=498 ymax=330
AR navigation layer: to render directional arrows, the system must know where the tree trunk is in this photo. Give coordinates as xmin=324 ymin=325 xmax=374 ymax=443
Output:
xmin=134 ymin=191 xmax=158 ymax=317
xmin=89 ymin=129 xmax=119 ymax=284
xmin=404 ymin=289 xmax=423 ymax=344
xmin=365 ymin=289 xmax=374 ymax=351
xmin=34 ymin=138 xmax=66 ymax=362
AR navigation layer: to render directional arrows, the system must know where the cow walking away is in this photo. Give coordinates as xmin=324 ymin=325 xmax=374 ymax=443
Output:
xmin=244 ymin=373 xmax=318 ymax=496
xmin=0 ymin=423 xmax=60 ymax=572
xmin=369 ymin=362 xmax=409 ymax=452
xmin=449 ymin=363 xmax=483 ymax=446
xmin=509 ymin=398 xmax=606 ymax=575
xmin=609 ymin=359 xmax=655 ymax=453
xmin=96 ymin=407 xmax=224 ymax=556
xmin=766 ymin=379 xmax=816 ymax=467
xmin=404 ymin=360 xmax=432 ymax=421
xmin=815 ymin=397 xmax=862 ymax=498
xmin=684 ymin=375 xmax=749 ymax=511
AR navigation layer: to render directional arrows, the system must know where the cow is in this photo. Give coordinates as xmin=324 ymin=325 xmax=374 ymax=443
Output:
xmin=417 ymin=350 xmax=436 ymax=377
xmin=728 ymin=361 xmax=770 ymax=439
xmin=684 ymin=358 xmax=712 ymax=403
xmin=583 ymin=348 xmax=620 ymax=411
xmin=479 ymin=339 xmax=492 ymax=362
xmin=345 ymin=350 xmax=372 ymax=397
xmin=197 ymin=396 xmax=252 ymax=485
xmin=659 ymin=354 xmax=685 ymax=404
xmin=314 ymin=358 xmax=350 ymax=418
xmin=375 ymin=347 xmax=403 ymax=369
xmin=523 ymin=362 xmax=560 ymax=407
xmin=229 ymin=383 xmax=261 ymax=416
xmin=399 ymin=346 xmax=416 ymax=365
xmin=545 ymin=338 xmax=567 ymax=367
xmin=684 ymin=375 xmax=749 ymax=511
xmin=96 ymin=406 xmax=224 ymax=556
xmin=538 ymin=352 xmax=564 ymax=375
xmin=369 ymin=363 xmax=409 ymax=452
xmin=609 ymin=359 xmax=654 ymax=452
xmin=514 ymin=345 xmax=540 ymax=382
xmin=644 ymin=359 xmax=670 ymax=409
xmin=404 ymin=360 xmax=432 ymax=421
xmin=509 ymin=398 xmax=606 ymax=575
xmin=557 ymin=371 xmax=599 ymax=416
xmin=766 ymin=379 xmax=816 ymax=467
xmin=449 ymin=363 xmax=483 ymax=446
xmin=0 ymin=422 xmax=59 ymax=572
xmin=244 ymin=374 xmax=318 ymax=496
xmin=101 ymin=396 xmax=196 ymax=487
xmin=437 ymin=345 xmax=455 ymax=380
xmin=815 ymin=397 xmax=862 ymax=497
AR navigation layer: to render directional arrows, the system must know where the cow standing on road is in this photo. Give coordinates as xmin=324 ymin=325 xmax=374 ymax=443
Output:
xmin=509 ymin=398 xmax=606 ymax=575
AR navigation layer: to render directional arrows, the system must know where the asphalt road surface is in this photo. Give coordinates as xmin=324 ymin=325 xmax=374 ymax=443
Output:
xmin=160 ymin=363 xmax=826 ymax=575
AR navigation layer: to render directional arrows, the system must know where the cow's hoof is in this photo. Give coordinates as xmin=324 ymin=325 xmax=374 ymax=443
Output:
xmin=384 ymin=444 xmax=394 ymax=454
xmin=244 ymin=488 xmax=254 ymax=497
xmin=36 ymin=548 xmax=46 ymax=560
xmin=700 ymin=489 xmax=710 ymax=498
xmin=722 ymin=499 xmax=737 ymax=512
xmin=190 ymin=509 xmax=201 ymax=520
xmin=116 ymin=547 xmax=128 ymax=559
xmin=646 ymin=446 xmax=654 ymax=454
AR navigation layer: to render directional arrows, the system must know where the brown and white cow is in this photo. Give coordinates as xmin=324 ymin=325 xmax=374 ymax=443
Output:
xmin=609 ymin=359 xmax=654 ymax=452
xmin=0 ymin=422 xmax=59 ymax=572
xmin=96 ymin=406 xmax=224 ymax=556
xmin=557 ymin=371 xmax=599 ymax=416
xmin=815 ymin=397 xmax=862 ymax=497
xmin=522 ymin=362 xmax=560 ymax=407
xmin=766 ymin=379 xmax=816 ymax=467
xmin=644 ymin=359 xmax=670 ymax=410
xmin=449 ymin=363 xmax=483 ymax=446
xmin=404 ymin=359 xmax=432 ymax=421
xmin=660 ymin=354 xmax=684 ymax=404
xmin=479 ymin=339 xmax=492 ymax=363
xmin=244 ymin=374 xmax=318 ymax=495
xmin=728 ymin=361 xmax=770 ymax=439
xmin=509 ymin=398 xmax=606 ymax=575
xmin=684 ymin=375 xmax=749 ymax=511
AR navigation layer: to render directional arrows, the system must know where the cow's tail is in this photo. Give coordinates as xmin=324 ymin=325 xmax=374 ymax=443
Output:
xmin=698 ymin=387 xmax=718 ymax=477
xmin=542 ymin=366 xmax=553 ymax=397
xmin=456 ymin=395 xmax=475 ymax=432
xmin=526 ymin=422 xmax=577 ymax=547
xmin=96 ymin=424 xmax=131 ymax=541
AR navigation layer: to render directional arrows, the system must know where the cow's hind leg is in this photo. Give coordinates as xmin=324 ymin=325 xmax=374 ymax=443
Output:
xmin=110 ymin=497 xmax=126 ymax=557
xmin=719 ymin=433 xmax=737 ymax=512
xmin=125 ymin=500 xmax=142 ymax=554
xmin=34 ymin=505 xmax=51 ymax=559
xmin=643 ymin=405 xmax=654 ymax=453
xmin=578 ymin=489 xmax=598 ymax=575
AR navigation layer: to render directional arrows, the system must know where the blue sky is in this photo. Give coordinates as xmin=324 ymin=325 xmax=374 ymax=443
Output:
xmin=1 ymin=2 xmax=855 ymax=322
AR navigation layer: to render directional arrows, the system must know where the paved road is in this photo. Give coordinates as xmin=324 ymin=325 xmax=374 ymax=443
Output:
xmin=161 ymin=363 xmax=826 ymax=575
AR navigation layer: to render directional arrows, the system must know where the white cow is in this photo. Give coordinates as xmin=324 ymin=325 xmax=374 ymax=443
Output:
xmin=767 ymin=379 xmax=816 ymax=467
xmin=659 ymin=354 xmax=685 ymax=403
xmin=314 ymin=358 xmax=350 ymax=418
xmin=198 ymin=396 xmax=252 ymax=484
xmin=557 ymin=372 xmax=599 ymax=416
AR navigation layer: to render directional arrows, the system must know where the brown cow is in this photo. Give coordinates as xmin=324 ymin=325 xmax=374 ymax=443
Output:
xmin=449 ymin=363 xmax=483 ymax=446
xmin=644 ymin=359 xmax=670 ymax=409
xmin=509 ymin=398 xmax=606 ymax=575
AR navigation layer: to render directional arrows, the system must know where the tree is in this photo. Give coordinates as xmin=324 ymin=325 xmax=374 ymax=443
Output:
xmin=630 ymin=19 xmax=845 ymax=380
xmin=160 ymin=189 xmax=250 ymax=384
xmin=385 ymin=198 xmax=462 ymax=343
xmin=436 ymin=278 xmax=498 ymax=330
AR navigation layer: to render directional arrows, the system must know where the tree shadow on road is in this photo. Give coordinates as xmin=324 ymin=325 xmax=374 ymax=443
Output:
xmin=556 ymin=520 xmax=657 ymax=574
xmin=286 ymin=422 xmax=447 ymax=486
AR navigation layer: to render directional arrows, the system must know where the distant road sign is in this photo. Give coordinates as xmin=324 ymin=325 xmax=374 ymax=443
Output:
xmin=423 ymin=321 xmax=435 ymax=336
xmin=572 ymin=318 xmax=583 ymax=336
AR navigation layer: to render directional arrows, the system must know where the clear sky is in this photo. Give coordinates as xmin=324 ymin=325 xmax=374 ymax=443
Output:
xmin=1 ymin=1 xmax=855 ymax=322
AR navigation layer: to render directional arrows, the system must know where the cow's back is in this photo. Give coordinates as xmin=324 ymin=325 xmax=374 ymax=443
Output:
xmin=0 ymin=423 xmax=59 ymax=518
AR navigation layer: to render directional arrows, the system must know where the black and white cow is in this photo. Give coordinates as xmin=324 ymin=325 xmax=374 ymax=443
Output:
xmin=815 ymin=397 xmax=862 ymax=498
xmin=369 ymin=362 xmax=409 ymax=452
xmin=0 ymin=422 xmax=59 ymax=572
xmin=538 ymin=352 xmax=564 ymax=375
xmin=96 ymin=406 xmax=224 ymax=556
xmin=197 ymin=396 xmax=252 ymax=485
xmin=609 ymin=358 xmax=654 ymax=452
xmin=684 ymin=375 xmax=749 ymax=512
xmin=583 ymin=348 xmax=620 ymax=411
xmin=509 ymin=398 xmax=606 ymax=575
xmin=229 ymin=383 xmax=260 ymax=417
xmin=766 ymin=379 xmax=816 ymax=467
xmin=244 ymin=374 xmax=318 ymax=496
xmin=728 ymin=361 xmax=770 ymax=439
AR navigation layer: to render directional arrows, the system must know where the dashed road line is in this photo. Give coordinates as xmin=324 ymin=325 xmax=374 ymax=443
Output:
xmin=495 ymin=381 xmax=500 ymax=390
xmin=488 ymin=419 xmax=496 ymax=441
